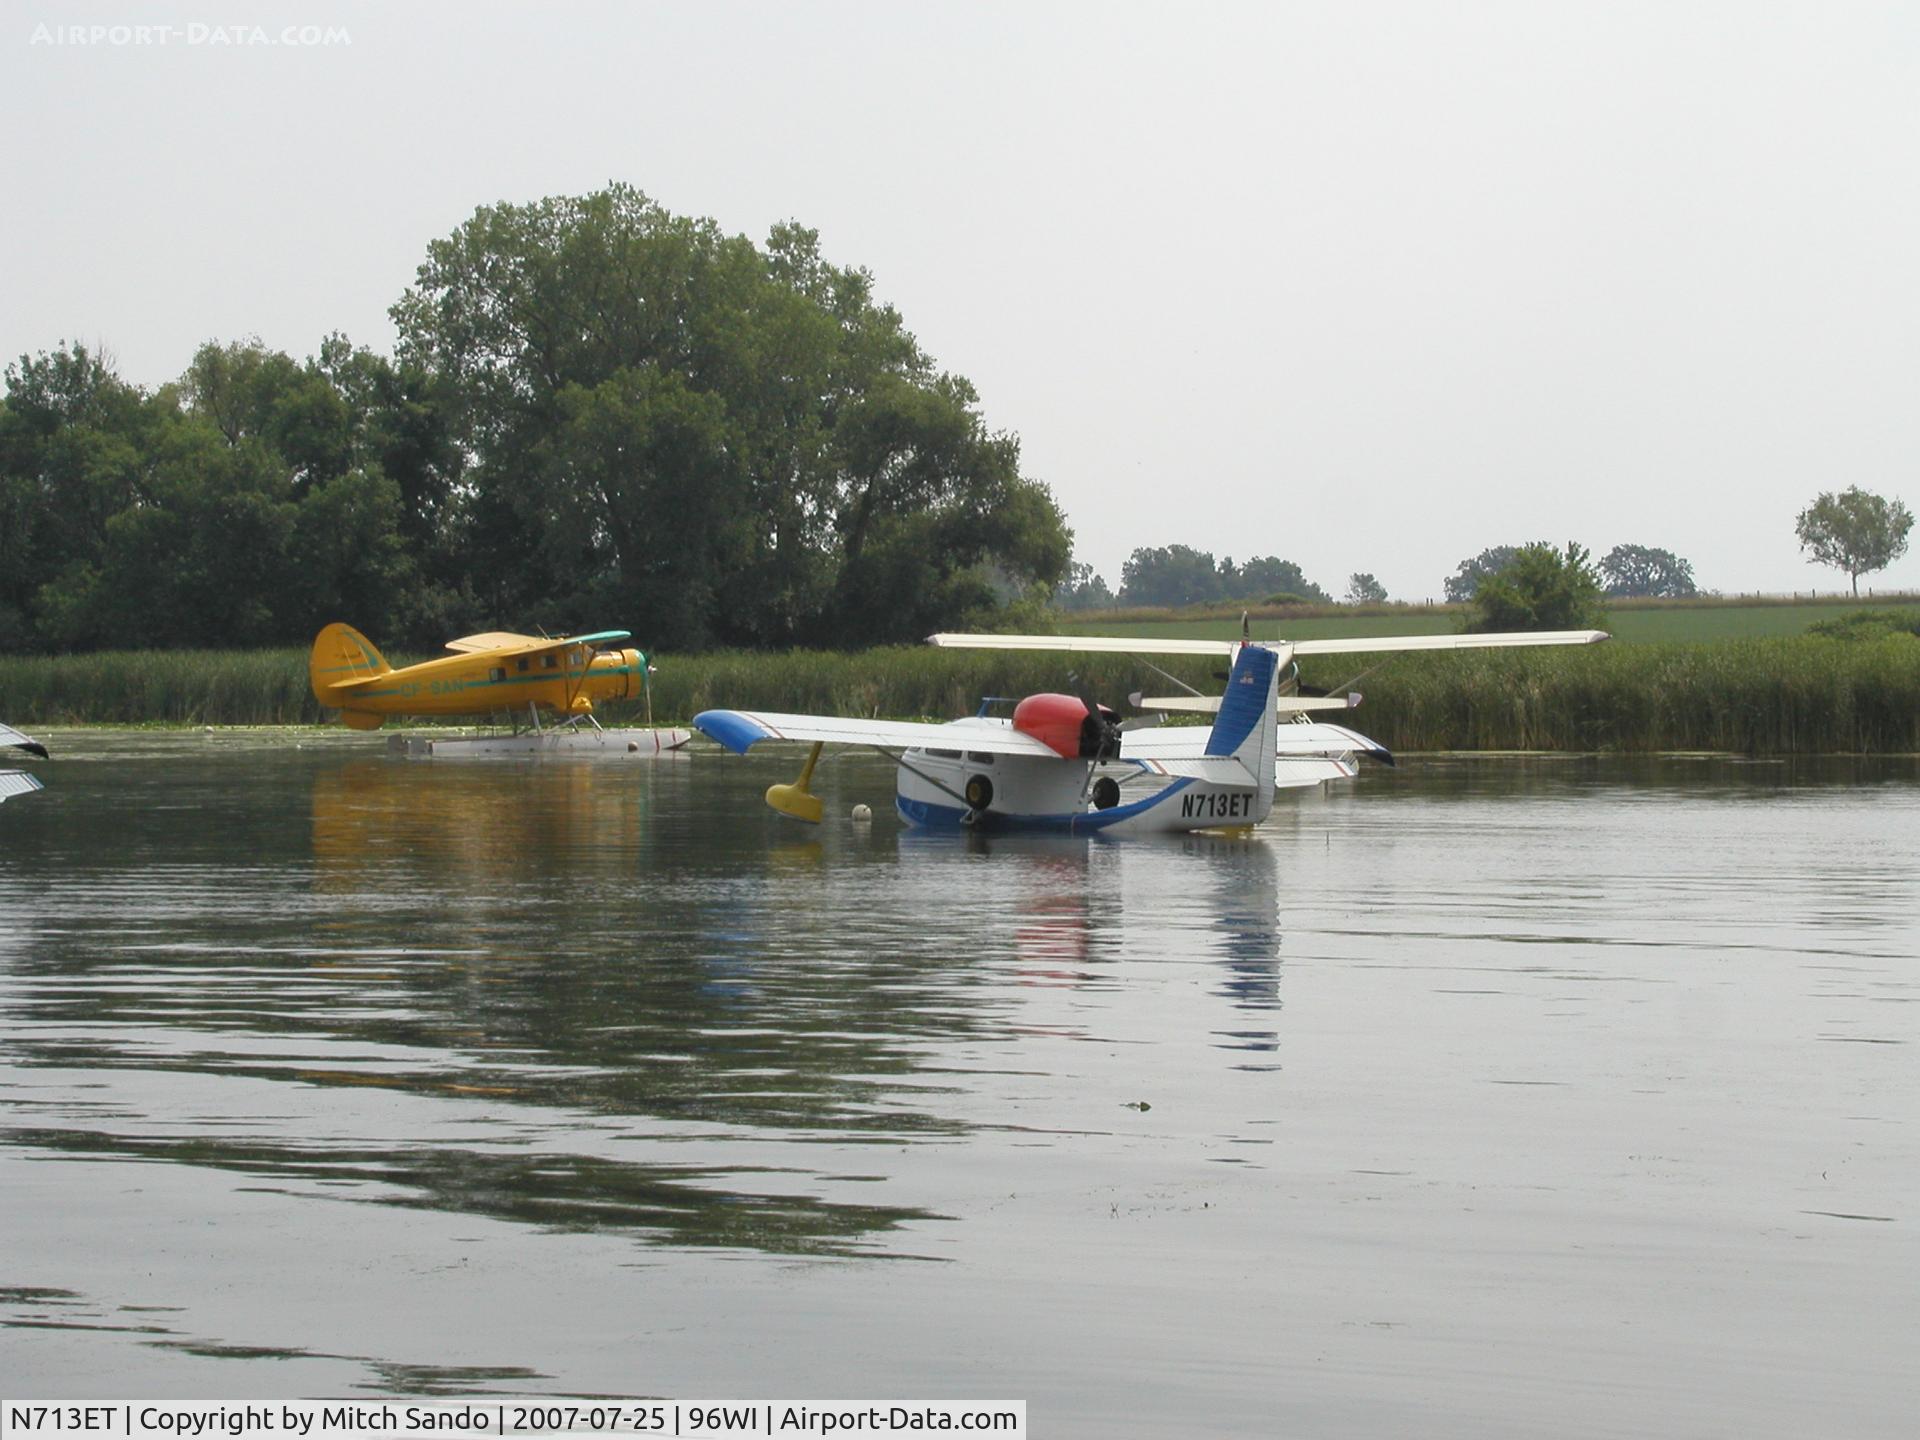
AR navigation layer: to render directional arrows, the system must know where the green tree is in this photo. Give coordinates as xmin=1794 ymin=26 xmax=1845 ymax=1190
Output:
xmin=1443 ymin=545 xmax=1520 ymax=603
xmin=1795 ymin=487 xmax=1913 ymax=596
xmin=1118 ymin=544 xmax=1225 ymax=607
xmin=1230 ymin=556 xmax=1330 ymax=604
xmin=1467 ymin=542 xmax=1607 ymax=633
xmin=0 ymin=344 xmax=159 ymax=649
xmin=1054 ymin=560 xmax=1114 ymax=611
xmin=1346 ymin=572 xmax=1388 ymax=604
xmin=1599 ymin=544 xmax=1698 ymax=598
xmin=392 ymin=186 xmax=1067 ymax=647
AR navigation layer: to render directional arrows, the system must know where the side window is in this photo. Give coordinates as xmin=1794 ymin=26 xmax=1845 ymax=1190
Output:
xmin=543 ymin=654 xmax=559 ymax=670
xmin=488 ymin=666 xmax=506 ymax=683
xmin=965 ymin=751 xmax=995 ymax=765
xmin=516 ymin=658 xmax=530 ymax=673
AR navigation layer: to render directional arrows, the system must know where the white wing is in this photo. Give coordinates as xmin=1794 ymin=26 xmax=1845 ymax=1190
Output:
xmin=694 ymin=710 xmax=1061 ymax=758
xmin=927 ymin=632 xmax=1236 ymax=656
xmin=929 ymin=629 xmax=1606 ymax=656
xmin=1291 ymin=630 xmax=1608 ymax=654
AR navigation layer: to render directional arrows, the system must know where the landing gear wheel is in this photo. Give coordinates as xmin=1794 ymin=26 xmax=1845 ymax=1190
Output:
xmin=964 ymin=774 xmax=994 ymax=810
xmin=1091 ymin=776 xmax=1121 ymax=810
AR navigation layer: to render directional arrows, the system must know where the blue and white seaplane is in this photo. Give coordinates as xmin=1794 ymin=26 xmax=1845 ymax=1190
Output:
xmin=692 ymin=625 xmax=1606 ymax=836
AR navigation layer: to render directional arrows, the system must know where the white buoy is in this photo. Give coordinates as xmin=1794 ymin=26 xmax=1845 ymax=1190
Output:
xmin=851 ymin=803 xmax=872 ymax=822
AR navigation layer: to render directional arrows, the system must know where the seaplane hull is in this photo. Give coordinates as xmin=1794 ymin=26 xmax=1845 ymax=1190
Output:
xmin=889 ymin=741 xmax=1334 ymax=835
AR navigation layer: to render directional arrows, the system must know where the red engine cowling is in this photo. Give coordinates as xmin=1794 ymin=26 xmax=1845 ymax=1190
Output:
xmin=1013 ymin=693 xmax=1095 ymax=759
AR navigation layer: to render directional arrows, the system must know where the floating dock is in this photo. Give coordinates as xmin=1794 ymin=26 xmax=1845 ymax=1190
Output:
xmin=387 ymin=726 xmax=693 ymax=759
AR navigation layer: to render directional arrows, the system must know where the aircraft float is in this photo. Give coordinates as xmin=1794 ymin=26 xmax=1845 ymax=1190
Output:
xmin=309 ymin=623 xmax=690 ymax=752
xmin=1 ymin=722 xmax=47 ymax=804
xmin=693 ymin=624 xmax=1608 ymax=836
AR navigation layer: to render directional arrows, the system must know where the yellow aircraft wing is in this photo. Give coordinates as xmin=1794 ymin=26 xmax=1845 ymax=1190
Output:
xmin=442 ymin=630 xmax=633 ymax=657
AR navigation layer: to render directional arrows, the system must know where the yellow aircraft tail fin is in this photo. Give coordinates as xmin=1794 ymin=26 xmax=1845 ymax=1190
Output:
xmin=310 ymin=623 xmax=391 ymax=710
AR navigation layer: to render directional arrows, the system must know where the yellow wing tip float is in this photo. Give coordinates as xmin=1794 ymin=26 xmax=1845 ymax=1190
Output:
xmin=765 ymin=741 xmax=826 ymax=824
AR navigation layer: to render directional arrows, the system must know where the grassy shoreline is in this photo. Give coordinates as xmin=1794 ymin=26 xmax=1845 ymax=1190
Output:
xmin=4 ymin=637 xmax=1916 ymax=755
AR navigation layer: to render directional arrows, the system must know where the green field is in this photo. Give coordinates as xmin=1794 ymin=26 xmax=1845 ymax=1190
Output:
xmin=1071 ymin=595 xmax=1920 ymax=645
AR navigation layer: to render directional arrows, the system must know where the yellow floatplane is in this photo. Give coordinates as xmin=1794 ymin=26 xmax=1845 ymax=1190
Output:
xmin=309 ymin=623 xmax=690 ymax=755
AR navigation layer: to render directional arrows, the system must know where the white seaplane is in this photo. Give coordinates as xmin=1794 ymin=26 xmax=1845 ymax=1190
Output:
xmin=693 ymin=624 xmax=1607 ymax=836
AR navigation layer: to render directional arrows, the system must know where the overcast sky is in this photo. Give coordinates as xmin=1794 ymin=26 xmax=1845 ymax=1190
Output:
xmin=5 ymin=1 xmax=1916 ymax=601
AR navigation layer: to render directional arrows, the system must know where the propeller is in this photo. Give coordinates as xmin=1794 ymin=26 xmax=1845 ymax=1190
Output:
xmin=1066 ymin=672 xmax=1124 ymax=762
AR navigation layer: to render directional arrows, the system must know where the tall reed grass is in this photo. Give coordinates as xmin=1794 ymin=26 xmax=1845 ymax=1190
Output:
xmin=3 ymin=637 xmax=1915 ymax=753
xmin=1343 ymin=637 xmax=1920 ymax=754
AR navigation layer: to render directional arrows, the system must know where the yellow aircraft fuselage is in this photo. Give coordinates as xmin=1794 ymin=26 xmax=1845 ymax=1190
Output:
xmin=310 ymin=622 xmax=648 ymax=730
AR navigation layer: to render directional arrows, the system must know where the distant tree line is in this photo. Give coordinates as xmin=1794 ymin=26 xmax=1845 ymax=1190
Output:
xmin=1445 ymin=543 xmax=1699 ymax=603
xmin=1058 ymin=538 xmax=1711 ymax=616
xmin=0 ymin=185 xmax=1071 ymax=654
xmin=1056 ymin=544 xmax=1333 ymax=610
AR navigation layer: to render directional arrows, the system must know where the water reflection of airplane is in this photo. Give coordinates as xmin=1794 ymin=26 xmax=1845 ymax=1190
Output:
xmin=309 ymin=756 xmax=685 ymax=887
xmin=1 ymin=722 xmax=47 ymax=804
xmin=890 ymin=829 xmax=1283 ymax=1055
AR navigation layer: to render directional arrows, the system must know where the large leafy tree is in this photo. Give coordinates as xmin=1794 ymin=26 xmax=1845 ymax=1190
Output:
xmin=1467 ymin=541 xmax=1607 ymax=633
xmin=0 ymin=344 xmax=158 ymax=648
xmin=1795 ymin=487 xmax=1913 ymax=596
xmin=1117 ymin=547 xmax=1328 ymax=608
xmin=2 ymin=339 xmax=456 ymax=651
xmin=1232 ymin=556 xmax=1330 ymax=603
xmin=1118 ymin=544 xmax=1226 ymax=607
xmin=1443 ymin=546 xmax=1520 ymax=603
xmin=1599 ymin=544 xmax=1698 ymax=598
xmin=391 ymin=186 xmax=1068 ymax=647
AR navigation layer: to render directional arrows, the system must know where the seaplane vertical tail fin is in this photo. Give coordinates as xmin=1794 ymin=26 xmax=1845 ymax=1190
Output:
xmin=1204 ymin=642 xmax=1281 ymax=821
xmin=310 ymin=623 xmax=392 ymax=720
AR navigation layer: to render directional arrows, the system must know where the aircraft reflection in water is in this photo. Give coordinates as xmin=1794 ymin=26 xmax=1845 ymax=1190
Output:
xmin=299 ymin=753 xmax=963 ymax=1256
xmin=883 ymin=828 xmax=1285 ymax=1060
xmin=291 ymin=752 xmax=1288 ymax=1254
xmin=309 ymin=754 xmax=682 ymax=888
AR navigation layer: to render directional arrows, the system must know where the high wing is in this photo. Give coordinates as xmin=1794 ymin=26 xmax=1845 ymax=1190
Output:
xmin=929 ymin=629 xmax=1607 ymax=655
xmin=694 ymin=710 xmax=1061 ymax=758
xmin=929 ymin=632 xmax=1235 ymax=655
xmin=443 ymin=631 xmax=545 ymax=653
xmin=1290 ymin=630 xmax=1608 ymax=654
xmin=442 ymin=630 xmax=632 ymax=656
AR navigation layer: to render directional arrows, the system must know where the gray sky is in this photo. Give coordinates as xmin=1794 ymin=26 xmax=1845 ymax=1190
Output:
xmin=5 ymin=1 xmax=1916 ymax=601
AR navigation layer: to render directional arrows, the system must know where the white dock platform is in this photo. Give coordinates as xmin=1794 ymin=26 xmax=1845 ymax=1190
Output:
xmin=387 ymin=726 xmax=693 ymax=759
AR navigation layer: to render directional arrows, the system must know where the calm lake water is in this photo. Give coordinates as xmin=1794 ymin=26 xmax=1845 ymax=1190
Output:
xmin=2 ymin=733 xmax=1916 ymax=1437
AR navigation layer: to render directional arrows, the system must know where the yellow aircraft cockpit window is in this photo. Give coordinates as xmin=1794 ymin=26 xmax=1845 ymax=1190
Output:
xmin=516 ymin=658 xmax=530 ymax=673
xmin=543 ymin=654 xmax=559 ymax=670
xmin=488 ymin=666 xmax=506 ymax=682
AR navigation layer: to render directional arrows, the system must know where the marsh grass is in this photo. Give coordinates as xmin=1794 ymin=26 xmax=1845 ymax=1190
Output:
xmin=4 ymin=637 xmax=1916 ymax=753
xmin=1338 ymin=637 xmax=1920 ymax=753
